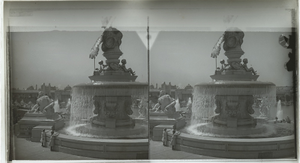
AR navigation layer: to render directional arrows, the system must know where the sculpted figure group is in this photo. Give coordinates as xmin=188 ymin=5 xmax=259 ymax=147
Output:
xmin=218 ymin=58 xmax=257 ymax=75
xmin=95 ymin=59 xmax=135 ymax=76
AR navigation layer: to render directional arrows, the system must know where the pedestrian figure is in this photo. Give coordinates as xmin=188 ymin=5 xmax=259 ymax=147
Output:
xmin=275 ymin=117 xmax=278 ymax=123
xmin=286 ymin=116 xmax=291 ymax=123
xmin=40 ymin=129 xmax=47 ymax=147
xmin=162 ymin=128 xmax=168 ymax=146
xmin=49 ymin=130 xmax=55 ymax=151
xmin=170 ymin=129 xmax=180 ymax=150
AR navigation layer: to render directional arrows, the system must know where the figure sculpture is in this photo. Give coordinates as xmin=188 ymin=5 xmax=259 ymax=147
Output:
xmin=29 ymin=94 xmax=60 ymax=120
xmin=120 ymin=59 xmax=135 ymax=76
xmin=89 ymin=27 xmax=137 ymax=81
xmin=211 ymin=27 xmax=258 ymax=81
xmin=242 ymin=58 xmax=257 ymax=75
xmin=223 ymin=28 xmax=244 ymax=52
xmin=151 ymin=93 xmax=176 ymax=114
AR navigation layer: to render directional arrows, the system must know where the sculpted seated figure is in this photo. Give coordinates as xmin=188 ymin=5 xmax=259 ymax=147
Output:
xmin=151 ymin=91 xmax=176 ymax=117
xmin=30 ymin=93 xmax=60 ymax=120
xmin=242 ymin=58 xmax=257 ymax=75
xmin=120 ymin=59 xmax=135 ymax=76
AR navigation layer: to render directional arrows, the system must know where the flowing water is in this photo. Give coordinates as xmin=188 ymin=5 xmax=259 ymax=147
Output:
xmin=175 ymin=98 xmax=181 ymax=111
xmin=54 ymin=100 xmax=60 ymax=112
xmin=66 ymin=82 xmax=148 ymax=138
xmin=276 ymin=100 xmax=283 ymax=120
xmin=191 ymin=81 xmax=276 ymax=125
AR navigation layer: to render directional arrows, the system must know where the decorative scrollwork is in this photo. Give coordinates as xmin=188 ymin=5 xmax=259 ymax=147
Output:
xmin=93 ymin=96 xmax=101 ymax=115
xmin=226 ymin=101 xmax=239 ymax=117
xmin=105 ymin=101 xmax=117 ymax=118
xmin=124 ymin=99 xmax=133 ymax=115
xmin=246 ymin=97 xmax=255 ymax=114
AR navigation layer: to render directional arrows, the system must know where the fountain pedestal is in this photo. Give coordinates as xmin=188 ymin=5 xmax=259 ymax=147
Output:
xmin=213 ymin=95 xmax=256 ymax=128
xmin=91 ymin=96 xmax=135 ymax=128
xmin=176 ymin=27 xmax=293 ymax=159
xmin=57 ymin=27 xmax=148 ymax=159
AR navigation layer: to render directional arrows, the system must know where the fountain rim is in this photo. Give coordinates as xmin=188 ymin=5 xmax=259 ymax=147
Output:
xmin=73 ymin=81 xmax=148 ymax=88
xmin=176 ymin=131 xmax=294 ymax=142
xmin=194 ymin=81 xmax=276 ymax=87
xmin=167 ymin=130 xmax=295 ymax=158
xmin=57 ymin=132 xmax=149 ymax=143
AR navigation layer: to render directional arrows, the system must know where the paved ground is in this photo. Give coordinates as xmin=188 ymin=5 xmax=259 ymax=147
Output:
xmin=149 ymin=140 xmax=217 ymax=159
xmin=11 ymin=136 xmax=216 ymax=160
xmin=12 ymin=136 xmax=95 ymax=160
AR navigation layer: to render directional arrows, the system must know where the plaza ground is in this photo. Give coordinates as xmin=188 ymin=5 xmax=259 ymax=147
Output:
xmin=11 ymin=135 xmax=216 ymax=160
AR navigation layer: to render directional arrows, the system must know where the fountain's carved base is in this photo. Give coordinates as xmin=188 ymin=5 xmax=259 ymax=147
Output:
xmin=194 ymin=123 xmax=267 ymax=137
xmin=71 ymin=82 xmax=148 ymax=133
xmin=90 ymin=117 xmax=135 ymax=128
xmin=212 ymin=95 xmax=257 ymax=128
xmin=192 ymin=81 xmax=276 ymax=122
xmin=213 ymin=116 xmax=257 ymax=128
xmin=90 ymin=95 xmax=135 ymax=128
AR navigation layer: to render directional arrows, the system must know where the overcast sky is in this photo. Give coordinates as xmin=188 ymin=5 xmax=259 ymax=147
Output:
xmin=7 ymin=0 xmax=296 ymax=89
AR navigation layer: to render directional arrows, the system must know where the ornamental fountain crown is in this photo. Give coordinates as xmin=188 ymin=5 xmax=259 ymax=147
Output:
xmin=211 ymin=27 xmax=259 ymax=81
xmin=73 ymin=26 xmax=148 ymax=130
xmin=89 ymin=27 xmax=137 ymax=82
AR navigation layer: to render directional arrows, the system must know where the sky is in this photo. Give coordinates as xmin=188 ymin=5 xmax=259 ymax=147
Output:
xmin=10 ymin=31 xmax=148 ymax=89
xmin=150 ymin=31 xmax=294 ymax=88
xmin=6 ymin=0 xmax=296 ymax=89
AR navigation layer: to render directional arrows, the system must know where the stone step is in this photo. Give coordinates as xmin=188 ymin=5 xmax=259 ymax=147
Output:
xmin=31 ymin=125 xmax=53 ymax=142
xmin=58 ymin=146 xmax=148 ymax=159
xmin=152 ymin=125 xmax=173 ymax=141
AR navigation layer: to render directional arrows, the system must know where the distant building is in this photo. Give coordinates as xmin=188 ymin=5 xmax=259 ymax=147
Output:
xmin=149 ymin=88 xmax=160 ymax=104
xmin=11 ymin=89 xmax=39 ymax=104
xmin=11 ymin=83 xmax=72 ymax=107
xmin=160 ymin=82 xmax=177 ymax=98
xmin=40 ymin=83 xmax=56 ymax=98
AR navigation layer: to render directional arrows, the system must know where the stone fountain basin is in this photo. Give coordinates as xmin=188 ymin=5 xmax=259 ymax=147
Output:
xmin=62 ymin=119 xmax=148 ymax=139
xmin=51 ymin=133 xmax=149 ymax=159
xmin=167 ymin=131 xmax=295 ymax=159
xmin=74 ymin=81 xmax=148 ymax=87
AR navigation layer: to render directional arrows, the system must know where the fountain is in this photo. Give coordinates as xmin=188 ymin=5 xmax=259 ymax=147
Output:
xmin=276 ymin=100 xmax=283 ymax=121
xmin=175 ymin=98 xmax=181 ymax=112
xmin=54 ymin=100 xmax=60 ymax=112
xmin=166 ymin=28 xmax=295 ymax=159
xmin=45 ymin=27 xmax=148 ymax=159
xmin=16 ymin=92 xmax=65 ymax=139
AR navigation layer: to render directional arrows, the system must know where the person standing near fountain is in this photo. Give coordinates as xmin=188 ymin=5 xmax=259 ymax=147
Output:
xmin=241 ymin=58 xmax=257 ymax=75
xmin=40 ymin=129 xmax=47 ymax=147
xmin=170 ymin=129 xmax=180 ymax=150
xmin=49 ymin=130 xmax=55 ymax=151
xmin=162 ymin=128 xmax=168 ymax=146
